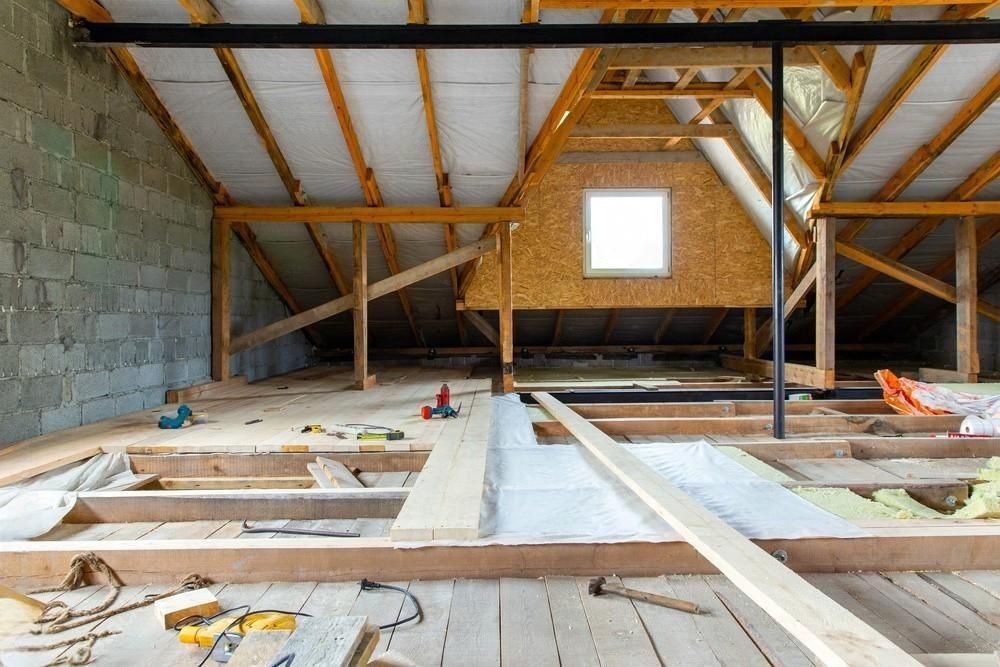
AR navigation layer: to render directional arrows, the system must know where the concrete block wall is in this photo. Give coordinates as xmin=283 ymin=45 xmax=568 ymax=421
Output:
xmin=919 ymin=282 xmax=1000 ymax=374
xmin=0 ymin=2 xmax=312 ymax=446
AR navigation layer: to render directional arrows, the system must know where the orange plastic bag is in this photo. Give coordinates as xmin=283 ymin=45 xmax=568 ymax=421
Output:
xmin=874 ymin=369 xmax=947 ymax=416
xmin=875 ymin=369 xmax=1000 ymax=417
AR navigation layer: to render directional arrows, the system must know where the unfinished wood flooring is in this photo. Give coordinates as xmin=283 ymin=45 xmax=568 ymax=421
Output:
xmin=6 ymin=572 xmax=1000 ymax=666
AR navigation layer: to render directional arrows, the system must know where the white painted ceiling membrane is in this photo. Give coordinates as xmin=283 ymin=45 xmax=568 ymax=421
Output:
xmin=99 ymin=1 xmax=998 ymax=348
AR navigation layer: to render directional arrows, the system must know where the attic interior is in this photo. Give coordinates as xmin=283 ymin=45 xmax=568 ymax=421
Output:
xmin=3 ymin=0 xmax=1000 ymax=665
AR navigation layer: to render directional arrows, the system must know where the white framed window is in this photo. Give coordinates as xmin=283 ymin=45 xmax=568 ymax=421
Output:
xmin=583 ymin=189 xmax=671 ymax=278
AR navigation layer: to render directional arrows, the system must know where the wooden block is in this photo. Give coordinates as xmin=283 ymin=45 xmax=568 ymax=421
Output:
xmin=271 ymin=616 xmax=369 ymax=666
xmin=228 ymin=630 xmax=293 ymax=667
xmin=349 ymin=625 xmax=380 ymax=665
xmin=153 ymin=587 xmax=220 ymax=630
xmin=315 ymin=456 xmax=365 ymax=488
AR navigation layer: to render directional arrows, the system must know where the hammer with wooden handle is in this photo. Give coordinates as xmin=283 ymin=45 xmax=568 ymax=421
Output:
xmin=588 ymin=576 xmax=702 ymax=615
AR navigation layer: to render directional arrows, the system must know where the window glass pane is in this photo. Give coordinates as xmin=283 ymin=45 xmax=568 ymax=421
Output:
xmin=589 ymin=194 xmax=665 ymax=270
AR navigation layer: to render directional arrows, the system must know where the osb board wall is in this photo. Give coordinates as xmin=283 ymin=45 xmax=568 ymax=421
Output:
xmin=464 ymin=160 xmax=774 ymax=310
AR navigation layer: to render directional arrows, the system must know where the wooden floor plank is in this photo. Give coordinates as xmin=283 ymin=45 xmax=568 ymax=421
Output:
xmin=922 ymin=572 xmax=1000 ymax=626
xmin=622 ymin=576 xmax=721 ymax=666
xmin=350 ymin=580 xmax=409 ymax=655
xmin=385 ymin=579 xmax=453 ymax=665
xmin=442 ymin=579 xmax=500 ymax=667
xmin=575 ymin=575 xmax=660 ymax=666
xmin=883 ymin=573 xmax=1000 ymax=648
xmin=499 ymin=578 xmax=560 ymax=666
xmin=955 ymin=571 xmax=1000 ymax=599
xmin=706 ymin=575 xmax=816 ymax=666
xmin=299 ymin=581 xmax=361 ymax=617
xmin=543 ymin=576 xmax=600 ymax=667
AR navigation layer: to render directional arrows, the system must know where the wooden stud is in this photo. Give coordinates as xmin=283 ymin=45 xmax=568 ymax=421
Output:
xmin=530 ymin=392 xmax=919 ymax=667
xmin=814 ymin=201 xmax=1000 ymax=218
xmin=743 ymin=308 xmax=755 ymax=359
xmin=231 ymin=237 xmax=499 ymax=353
xmin=720 ymin=355 xmax=835 ymax=389
xmin=956 ymin=215 xmax=979 ymax=378
xmin=499 ymin=223 xmax=515 ymax=393
xmin=353 ymin=222 xmax=375 ymax=390
xmin=572 ymin=123 xmax=737 ymax=138
xmin=815 ymin=217 xmax=835 ymax=373
xmin=602 ymin=309 xmax=619 ymax=344
xmin=211 ymin=219 xmax=230 ymax=381
xmin=592 ymin=83 xmax=754 ymax=99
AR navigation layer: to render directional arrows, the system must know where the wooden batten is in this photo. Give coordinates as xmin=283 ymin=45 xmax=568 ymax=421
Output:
xmin=353 ymin=221 xmax=375 ymax=390
xmin=815 ymin=201 xmax=1000 ymax=218
xmin=499 ymin=223 xmax=515 ymax=393
xmin=815 ymin=217 xmax=835 ymax=373
xmin=955 ymin=215 xmax=979 ymax=379
xmin=211 ymin=220 xmax=231 ymax=381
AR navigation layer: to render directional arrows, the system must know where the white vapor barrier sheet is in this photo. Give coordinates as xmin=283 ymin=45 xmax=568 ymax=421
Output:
xmin=0 ymin=453 xmax=137 ymax=540
xmin=467 ymin=395 xmax=864 ymax=545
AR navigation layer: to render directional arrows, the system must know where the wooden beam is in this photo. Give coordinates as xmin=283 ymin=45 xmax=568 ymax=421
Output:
xmin=65 ymin=488 xmax=407 ymax=523
xmin=815 ymin=201 xmax=1000 ymax=218
xmin=231 ymin=236 xmax=499 ymax=353
xmin=720 ymin=354 xmax=835 ymax=389
xmin=557 ymin=150 xmax=704 ymax=163
xmin=837 ymin=240 xmax=956 ymax=302
xmin=701 ymin=309 xmax=728 ymax=344
xmin=541 ymin=0 xmax=990 ymax=6
xmin=755 ymin=264 xmax=817 ymax=355
xmin=530 ymin=392 xmax=919 ymax=667
xmin=837 ymin=151 xmax=1000 ymax=311
xmin=609 ymin=46 xmax=816 ymax=70
xmin=463 ymin=311 xmax=500 ymax=347
xmin=499 ymin=223 xmax=515 ymax=393
xmin=745 ymin=72 xmax=825 ymax=180
xmin=572 ymin=123 xmax=737 ymax=138
xmin=820 ymin=46 xmax=876 ymax=201
xmin=956 ymin=215 xmax=979 ymax=378
xmin=743 ymin=308 xmax=755 ymax=358
xmin=215 ymin=206 xmax=524 ymax=224
xmin=838 ymin=67 xmax=1000 ymax=242
xmin=550 ymin=310 xmax=565 ymax=346
xmin=815 ymin=217 xmax=835 ymax=373
xmin=859 ymin=216 xmax=1000 ymax=339
xmin=211 ymin=219 xmax=230 ymax=381
xmin=353 ymin=222 xmax=374 ymax=390
xmin=592 ymin=83 xmax=754 ymax=99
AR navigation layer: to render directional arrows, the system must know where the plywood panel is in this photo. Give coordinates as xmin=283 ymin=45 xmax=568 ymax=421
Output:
xmin=465 ymin=110 xmax=771 ymax=309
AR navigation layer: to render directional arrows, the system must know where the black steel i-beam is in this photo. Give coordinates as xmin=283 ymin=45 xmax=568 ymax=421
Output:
xmin=73 ymin=20 xmax=1000 ymax=49
xmin=771 ymin=43 xmax=786 ymax=440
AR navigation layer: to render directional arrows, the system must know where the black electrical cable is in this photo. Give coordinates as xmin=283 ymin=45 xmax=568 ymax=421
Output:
xmin=360 ymin=579 xmax=422 ymax=629
xmin=172 ymin=604 xmax=251 ymax=631
xmin=194 ymin=609 xmax=313 ymax=667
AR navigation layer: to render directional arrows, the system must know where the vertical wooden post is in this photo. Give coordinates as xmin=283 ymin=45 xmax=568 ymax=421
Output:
xmin=815 ymin=216 xmax=835 ymax=377
xmin=499 ymin=222 xmax=515 ymax=393
xmin=353 ymin=221 xmax=376 ymax=390
xmin=956 ymin=215 xmax=979 ymax=381
xmin=211 ymin=219 xmax=230 ymax=381
xmin=743 ymin=308 xmax=756 ymax=358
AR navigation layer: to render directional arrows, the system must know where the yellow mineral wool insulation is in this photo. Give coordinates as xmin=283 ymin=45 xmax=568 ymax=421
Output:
xmin=792 ymin=487 xmax=900 ymax=520
xmin=955 ymin=481 xmax=1000 ymax=519
xmin=977 ymin=456 xmax=1000 ymax=481
xmin=871 ymin=488 xmax=946 ymax=519
xmin=717 ymin=446 xmax=794 ymax=482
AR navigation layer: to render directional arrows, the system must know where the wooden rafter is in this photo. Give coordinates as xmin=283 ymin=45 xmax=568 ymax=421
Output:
xmin=409 ymin=0 xmax=467 ymax=345
xmin=860 ymin=217 xmax=1000 ymax=339
xmin=778 ymin=9 xmax=852 ymax=92
xmin=818 ymin=48 xmax=876 ymax=202
xmin=654 ymin=309 xmax=675 ymax=344
xmin=179 ymin=1 xmax=354 ymax=304
xmin=572 ymin=123 xmax=737 ymax=138
xmin=814 ymin=201 xmax=1000 ymax=218
xmin=294 ymin=0 xmax=423 ymax=344
xmin=215 ymin=206 xmax=525 ymax=224
xmin=838 ymin=67 xmax=1000 ymax=242
xmin=837 ymin=3 xmax=994 ymax=176
xmin=602 ymin=309 xmax=619 ymax=344
xmin=551 ymin=310 xmax=565 ymax=345
xmin=745 ymin=72 xmax=826 ymax=181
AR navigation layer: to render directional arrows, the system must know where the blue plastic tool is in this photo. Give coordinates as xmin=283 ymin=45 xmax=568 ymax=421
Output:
xmin=158 ymin=404 xmax=193 ymax=429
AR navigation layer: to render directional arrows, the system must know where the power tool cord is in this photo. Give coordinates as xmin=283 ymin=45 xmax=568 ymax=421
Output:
xmin=360 ymin=579 xmax=423 ymax=629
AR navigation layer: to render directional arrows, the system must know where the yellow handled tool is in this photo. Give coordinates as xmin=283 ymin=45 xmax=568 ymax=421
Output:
xmin=178 ymin=612 xmax=297 ymax=648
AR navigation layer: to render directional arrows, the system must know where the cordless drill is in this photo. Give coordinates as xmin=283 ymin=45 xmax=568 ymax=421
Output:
xmin=421 ymin=383 xmax=461 ymax=419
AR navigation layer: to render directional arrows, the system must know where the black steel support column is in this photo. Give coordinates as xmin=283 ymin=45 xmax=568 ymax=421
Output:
xmin=771 ymin=42 xmax=786 ymax=440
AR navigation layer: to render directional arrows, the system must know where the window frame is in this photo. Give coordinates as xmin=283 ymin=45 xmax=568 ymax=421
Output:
xmin=582 ymin=188 xmax=672 ymax=279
